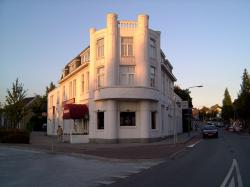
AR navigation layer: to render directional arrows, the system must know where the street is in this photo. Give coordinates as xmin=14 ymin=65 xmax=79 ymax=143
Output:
xmin=0 ymin=130 xmax=249 ymax=187
xmin=110 ymin=130 xmax=250 ymax=187
xmin=0 ymin=147 xmax=161 ymax=187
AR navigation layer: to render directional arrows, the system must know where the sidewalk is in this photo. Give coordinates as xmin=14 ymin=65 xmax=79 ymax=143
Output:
xmin=1 ymin=131 xmax=201 ymax=160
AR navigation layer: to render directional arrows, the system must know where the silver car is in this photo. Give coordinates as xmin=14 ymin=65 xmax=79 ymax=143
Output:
xmin=202 ymin=125 xmax=218 ymax=138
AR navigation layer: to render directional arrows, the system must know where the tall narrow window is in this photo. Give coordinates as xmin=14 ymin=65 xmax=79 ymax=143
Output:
xmin=73 ymin=79 xmax=76 ymax=98
xmin=121 ymin=37 xmax=133 ymax=57
xmin=151 ymin=112 xmax=156 ymax=129
xmin=150 ymin=66 xmax=156 ymax=87
xmin=62 ymin=85 xmax=65 ymax=101
xmin=120 ymin=66 xmax=135 ymax=85
xmin=161 ymin=71 xmax=166 ymax=95
xmin=50 ymin=95 xmax=54 ymax=108
xmin=97 ymin=38 xmax=104 ymax=59
xmin=97 ymin=67 xmax=104 ymax=88
xmin=85 ymin=52 xmax=90 ymax=61
xmin=81 ymin=74 xmax=85 ymax=93
xmin=87 ymin=72 xmax=89 ymax=91
xmin=150 ymin=38 xmax=156 ymax=58
xmin=120 ymin=112 xmax=136 ymax=126
xmin=97 ymin=112 xmax=104 ymax=129
xmin=69 ymin=81 xmax=72 ymax=98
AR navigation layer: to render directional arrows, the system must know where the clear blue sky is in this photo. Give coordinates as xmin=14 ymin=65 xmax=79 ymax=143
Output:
xmin=1 ymin=0 xmax=249 ymax=108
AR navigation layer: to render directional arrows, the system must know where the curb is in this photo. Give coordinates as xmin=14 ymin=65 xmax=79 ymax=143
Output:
xmin=0 ymin=144 xmax=164 ymax=163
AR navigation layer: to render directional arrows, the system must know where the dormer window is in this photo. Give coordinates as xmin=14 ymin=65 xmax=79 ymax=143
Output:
xmin=75 ymin=59 xmax=81 ymax=68
xmin=64 ymin=67 xmax=69 ymax=76
xmin=85 ymin=51 xmax=90 ymax=61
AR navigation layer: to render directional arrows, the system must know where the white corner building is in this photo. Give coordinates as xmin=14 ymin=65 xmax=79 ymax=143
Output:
xmin=47 ymin=13 xmax=183 ymax=143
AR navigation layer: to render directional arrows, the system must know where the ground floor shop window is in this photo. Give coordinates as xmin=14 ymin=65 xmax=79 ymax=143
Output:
xmin=97 ymin=112 xmax=104 ymax=129
xmin=120 ymin=112 xmax=136 ymax=126
xmin=151 ymin=112 xmax=156 ymax=129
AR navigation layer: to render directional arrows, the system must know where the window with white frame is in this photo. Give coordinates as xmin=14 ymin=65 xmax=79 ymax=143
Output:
xmin=120 ymin=66 xmax=135 ymax=85
xmin=50 ymin=95 xmax=53 ymax=108
xmin=120 ymin=112 xmax=136 ymax=126
xmin=69 ymin=81 xmax=72 ymax=98
xmin=81 ymin=74 xmax=85 ymax=93
xmin=87 ymin=72 xmax=89 ymax=91
xmin=121 ymin=37 xmax=133 ymax=57
xmin=73 ymin=79 xmax=76 ymax=98
xmin=96 ymin=38 xmax=104 ymax=59
xmin=161 ymin=71 xmax=166 ymax=95
xmin=151 ymin=111 xmax=157 ymax=129
xmin=97 ymin=111 xmax=104 ymax=129
xmin=62 ymin=85 xmax=65 ymax=101
xmin=150 ymin=66 xmax=156 ymax=87
xmin=85 ymin=51 xmax=90 ymax=61
xmin=150 ymin=38 xmax=156 ymax=58
xmin=97 ymin=67 xmax=104 ymax=88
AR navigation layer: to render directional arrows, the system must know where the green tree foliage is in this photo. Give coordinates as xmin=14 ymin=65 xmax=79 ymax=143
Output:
xmin=234 ymin=69 xmax=250 ymax=129
xmin=4 ymin=78 xmax=27 ymax=128
xmin=199 ymin=106 xmax=209 ymax=120
xmin=46 ymin=82 xmax=56 ymax=97
xmin=27 ymin=96 xmax=47 ymax=131
xmin=221 ymin=88 xmax=234 ymax=122
xmin=174 ymin=86 xmax=193 ymax=108
xmin=27 ymin=82 xmax=55 ymax=131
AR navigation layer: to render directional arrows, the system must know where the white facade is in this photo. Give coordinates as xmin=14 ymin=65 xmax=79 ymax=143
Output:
xmin=47 ymin=13 xmax=183 ymax=143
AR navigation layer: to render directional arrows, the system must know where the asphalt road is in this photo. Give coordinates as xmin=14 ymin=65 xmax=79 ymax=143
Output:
xmin=110 ymin=130 xmax=250 ymax=187
xmin=0 ymin=147 xmax=160 ymax=187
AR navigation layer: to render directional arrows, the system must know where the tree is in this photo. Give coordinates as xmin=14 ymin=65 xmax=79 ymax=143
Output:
xmin=26 ymin=82 xmax=55 ymax=131
xmin=221 ymin=88 xmax=234 ymax=122
xmin=234 ymin=69 xmax=250 ymax=131
xmin=4 ymin=78 xmax=27 ymax=128
xmin=46 ymin=82 xmax=56 ymax=97
xmin=174 ymin=86 xmax=193 ymax=108
xmin=199 ymin=106 xmax=210 ymax=120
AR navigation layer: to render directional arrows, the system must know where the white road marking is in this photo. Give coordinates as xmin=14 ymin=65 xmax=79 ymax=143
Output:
xmin=228 ymin=178 xmax=235 ymax=187
xmin=220 ymin=159 xmax=243 ymax=187
xmin=7 ymin=147 xmax=42 ymax=154
xmin=96 ymin=180 xmax=116 ymax=185
xmin=186 ymin=140 xmax=201 ymax=148
xmin=126 ymin=170 xmax=141 ymax=174
xmin=112 ymin=175 xmax=128 ymax=179
xmin=134 ymin=166 xmax=151 ymax=170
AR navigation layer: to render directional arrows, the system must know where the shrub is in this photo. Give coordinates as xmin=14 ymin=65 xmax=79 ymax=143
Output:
xmin=0 ymin=128 xmax=30 ymax=144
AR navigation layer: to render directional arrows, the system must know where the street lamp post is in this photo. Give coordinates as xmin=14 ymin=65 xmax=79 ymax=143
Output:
xmin=184 ymin=85 xmax=203 ymax=137
xmin=173 ymin=96 xmax=181 ymax=144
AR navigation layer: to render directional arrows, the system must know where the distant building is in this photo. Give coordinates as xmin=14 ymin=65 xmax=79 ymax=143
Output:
xmin=47 ymin=13 xmax=182 ymax=143
xmin=1 ymin=96 xmax=38 ymax=129
xmin=209 ymin=104 xmax=222 ymax=118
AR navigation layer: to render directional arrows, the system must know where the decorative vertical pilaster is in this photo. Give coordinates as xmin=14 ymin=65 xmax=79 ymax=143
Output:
xmin=106 ymin=13 xmax=118 ymax=86
xmin=135 ymin=14 xmax=149 ymax=87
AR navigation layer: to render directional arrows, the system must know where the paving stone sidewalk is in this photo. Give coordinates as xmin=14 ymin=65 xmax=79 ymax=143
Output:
xmin=1 ymin=131 xmax=201 ymax=160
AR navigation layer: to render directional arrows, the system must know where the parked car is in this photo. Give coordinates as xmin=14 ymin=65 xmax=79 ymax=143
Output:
xmin=202 ymin=125 xmax=218 ymax=138
xmin=216 ymin=122 xmax=225 ymax=128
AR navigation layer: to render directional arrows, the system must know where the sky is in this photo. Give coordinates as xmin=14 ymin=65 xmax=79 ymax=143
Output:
xmin=0 ymin=0 xmax=249 ymax=108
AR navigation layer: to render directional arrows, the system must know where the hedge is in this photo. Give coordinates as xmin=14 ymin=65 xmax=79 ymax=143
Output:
xmin=0 ymin=128 xmax=30 ymax=144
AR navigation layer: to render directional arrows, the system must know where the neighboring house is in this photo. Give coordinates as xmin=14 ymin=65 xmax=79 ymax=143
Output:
xmin=1 ymin=96 xmax=38 ymax=129
xmin=20 ymin=96 xmax=39 ymax=129
xmin=210 ymin=104 xmax=222 ymax=118
xmin=192 ymin=108 xmax=200 ymax=120
xmin=47 ymin=13 xmax=183 ymax=143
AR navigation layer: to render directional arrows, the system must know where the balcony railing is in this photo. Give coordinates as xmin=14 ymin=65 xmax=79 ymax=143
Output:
xmin=118 ymin=21 xmax=137 ymax=28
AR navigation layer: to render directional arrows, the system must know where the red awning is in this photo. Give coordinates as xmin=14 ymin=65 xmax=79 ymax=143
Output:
xmin=63 ymin=104 xmax=89 ymax=120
